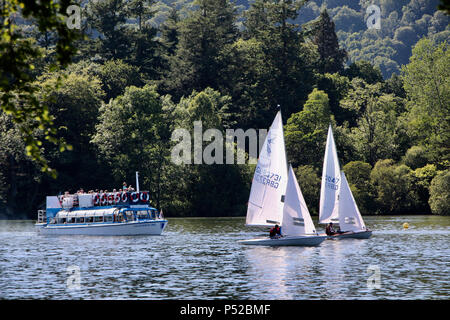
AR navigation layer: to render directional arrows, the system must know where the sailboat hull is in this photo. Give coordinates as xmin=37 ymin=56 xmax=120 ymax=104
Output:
xmin=324 ymin=230 xmax=372 ymax=240
xmin=238 ymin=235 xmax=327 ymax=246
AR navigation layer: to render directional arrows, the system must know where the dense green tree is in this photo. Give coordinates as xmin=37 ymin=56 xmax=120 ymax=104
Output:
xmin=96 ymin=60 xmax=143 ymax=102
xmin=294 ymin=165 xmax=320 ymax=215
xmin=235 ymin=0 xmax=316 ymax=125
xmin=340 ymin=79 xmax=410 ymax=164
xmin=343 ymin=161 xmax=375 ymax=214
xmin=128 ymin=0 xmax=155 ymax=31
xmin=285 ymin=89 xmax=332 ymax=168
xmin=85 ymin=0 xmax=130 ymax=60
xmin=163 ymin=0 xmax=239 ymax=99
xmin=0 ymin=0 xmax=79 ymax=174
xmin=394 ymin=26 xmax=419 ymax=49
xmin=127 ymin=0 xmax=164 ymax=79
xmin=0 ymin=112 xmax=44 ymax=218
xmin=331 ymin=6 xmax=365 ymax=34
xmin=311 ymin=9 xmax=348 ymax=74
xmin=402 ymin=145 xmax=429 ymax=169
xmin=224 ymin=38 xmax=269 ymax=129
xmin=169 ymin=87 xmax=251 ymax=216
xmin=410 ymin=164 xmax=438 ymax=213
xmin=402 ymin=38 xmax=450 ymax=166
xmin=92 ymin=84 xmax=169 ymax=208
xmin=1 ymin=0 xmax=448 ymax=219
xmin=37 ymin=70 xmax=108 ymax=193
xmin=316 ymin=72 xmax=352 ymax=125
xmin=159 ymin=6 xmax=180 ymax=57
xmin=370 ymin=159 xmax=419 ymax=214
xmin=429 ymin=170 xmax=450 ymax=215
xmin=341 ymin=60 xmax=384 ymax=84
xmin=39 ymin=71 xmax=104 ymax=148
xmin=383 ymin=73 xmax=406 ymax=98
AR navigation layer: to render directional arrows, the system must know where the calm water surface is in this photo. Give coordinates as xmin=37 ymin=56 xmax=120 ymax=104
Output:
xmin=0 ymin=215 xmax=448 ymax=299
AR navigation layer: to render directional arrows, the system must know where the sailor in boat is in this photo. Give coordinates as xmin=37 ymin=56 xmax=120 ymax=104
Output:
xmin=269 ymin=224 xmax=282 ymax=239
xmin=325 ymin=222 xmax=346 ymax=236
xmin=325 ymin=222 xmax=335 ymax=236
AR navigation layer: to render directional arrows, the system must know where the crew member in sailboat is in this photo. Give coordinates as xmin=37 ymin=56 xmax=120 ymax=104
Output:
xmin=326 ymin=222 xmax=337 ymax=236
xmin=325 ymin=222 xmax=346 ymax=236
xmin=269 ymin=224 xmax=282 ymax=239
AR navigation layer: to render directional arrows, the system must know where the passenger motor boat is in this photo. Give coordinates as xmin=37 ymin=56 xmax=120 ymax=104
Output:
xmin=35 ymin=173 xmax=167 ymax=236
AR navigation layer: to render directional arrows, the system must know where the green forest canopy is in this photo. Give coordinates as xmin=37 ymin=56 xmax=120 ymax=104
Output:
xmin=0 ymin=0 xmax=449 ymax=219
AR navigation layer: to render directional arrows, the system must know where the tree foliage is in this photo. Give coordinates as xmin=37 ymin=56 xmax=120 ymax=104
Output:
xmin=1 ymin=0 xmax=449 ymax=218
xmin=402 ymin=38 xmax=450 ymax=165
xmin=429 ymin=170 xmax=450 ymax=215
xmin=1 ymin=0 xmax=80 ymax=175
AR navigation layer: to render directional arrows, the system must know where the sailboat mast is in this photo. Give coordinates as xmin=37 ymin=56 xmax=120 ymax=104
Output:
xmin=277 ymin=104 xmax=289 ymax=176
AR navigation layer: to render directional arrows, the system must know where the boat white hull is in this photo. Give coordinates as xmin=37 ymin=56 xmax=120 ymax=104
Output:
xmin=238 ymin=235 xmax=327 ymax=246
xmin=324 ymin=230 xmax=372 ymax=239
xmin=35 ymin=220 xmax=168 ymax=236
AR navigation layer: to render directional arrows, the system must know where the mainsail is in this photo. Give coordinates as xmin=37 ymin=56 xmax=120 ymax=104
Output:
xmin=319 ymin=124 xmax=341 ymax=224
xmin=338 ymin=171 xmax=367 ymax=232
xmin=246 ymin=111 xmax=288 ymax=227
xmin=281 ymin=165 xmax=317 ymax=236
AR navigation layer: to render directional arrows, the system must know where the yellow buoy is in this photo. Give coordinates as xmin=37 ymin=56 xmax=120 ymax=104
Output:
xmin=403 ymin=222 xmax=409 ymax=229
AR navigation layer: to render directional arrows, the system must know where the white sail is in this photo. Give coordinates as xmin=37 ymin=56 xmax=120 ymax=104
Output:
xmin=246 ymin=111 xmax=288 ymax=227
xmin=338 ymin=171 xmax=367 ymax=232
xmin=319 ymin=124 xmax=341 ymax=224
xmin=281 ymin=165 xmax=317 ymax=236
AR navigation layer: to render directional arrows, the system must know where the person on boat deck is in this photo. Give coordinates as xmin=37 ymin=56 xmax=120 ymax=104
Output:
xmin=122 ymin=182 xmax=127 ymax=191
xmin=269 ymin=224 xmax=282 ymax=239
xmin=326 ymin=222 xmax=345 ymax=235
xmin=326 ymin=222 xmax=337 ymax=236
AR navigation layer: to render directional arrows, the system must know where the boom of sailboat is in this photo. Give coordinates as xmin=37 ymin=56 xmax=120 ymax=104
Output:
xmin=239 ymin=112 xmax=372 ymax=246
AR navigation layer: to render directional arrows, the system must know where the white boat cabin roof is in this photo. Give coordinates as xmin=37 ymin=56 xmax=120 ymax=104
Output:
xmin=55 ymin=207 xmax=158 ymax=218
xmin=56 ymin=208 xmax=118 ymax=218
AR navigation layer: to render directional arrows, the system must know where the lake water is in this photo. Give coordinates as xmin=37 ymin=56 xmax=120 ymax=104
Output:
xmin=0 ymin=215 xmax=448 ymax=300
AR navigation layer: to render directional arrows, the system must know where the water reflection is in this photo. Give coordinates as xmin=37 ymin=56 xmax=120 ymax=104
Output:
xmin=0 ymin=216 xmax=449 ymax=299
xmin=319 ymin=239 xmax=347 ymax=299
xmin=244 ymin=247 xmax=291 ymax=299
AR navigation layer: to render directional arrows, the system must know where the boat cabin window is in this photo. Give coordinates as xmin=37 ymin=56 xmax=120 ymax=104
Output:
xmin=104 ymin=215 xmax=113 ymax=222
xmin=137 ymin=210 xmax=149 ymax=220
xmin=86 ymin=216 xmax=94 ymax=223
xmin=150 ymin=209 xmax=157 ymax=219
xmin=75 ymin=217 xmax=85 ymax=223
xmin=125 ymin=211 xmax=135 ymax=221
xmin=94 ymin=216 xmax=103 ymax=223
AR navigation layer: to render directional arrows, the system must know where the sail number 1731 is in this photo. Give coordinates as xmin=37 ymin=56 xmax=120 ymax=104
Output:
xmin=255 ymin=167 xmax=281 ymax=189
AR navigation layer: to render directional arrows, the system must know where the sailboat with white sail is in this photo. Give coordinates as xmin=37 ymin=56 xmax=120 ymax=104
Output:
xmin=240 ymin=111 xmax=326 ymax=246
xmin=319 ymin=125 xmax=372 ymax=239
xmin=240 ymin=164 xmax=326 ymax=246
xmin=245 ymin=111 xmax=288 ymax=228
xmin=335 ymin=171 xmax=372 ymax=238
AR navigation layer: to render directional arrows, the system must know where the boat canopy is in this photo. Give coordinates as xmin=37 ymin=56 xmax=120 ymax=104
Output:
xmin=56 ymin=208 xmax=118 ymax=218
